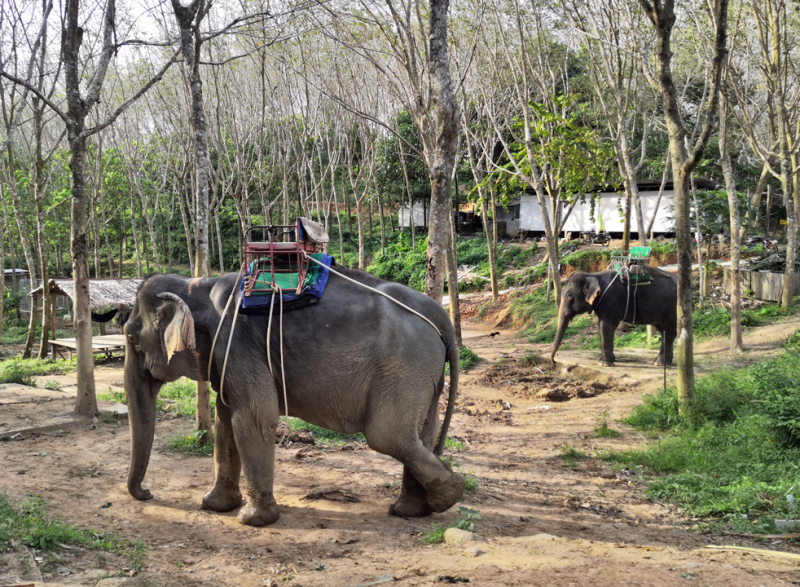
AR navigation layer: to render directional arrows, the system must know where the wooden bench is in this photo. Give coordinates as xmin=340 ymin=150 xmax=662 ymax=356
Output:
xmin=50 ymin=334 xmax=127 ymax=360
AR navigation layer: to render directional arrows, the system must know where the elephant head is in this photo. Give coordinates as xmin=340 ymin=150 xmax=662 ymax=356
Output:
xmin=550 ymin=272 xmax=601 ymax=364
xmin=123 ymin=285 xmax=200 ymax=501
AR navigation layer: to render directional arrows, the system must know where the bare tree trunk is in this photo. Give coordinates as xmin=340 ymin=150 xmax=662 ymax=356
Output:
xmin=378 ymin=198 xmax=386 ymax=256
xmin=446 ymin=196 xmax=462 ymax=345
xmin=171 ymin=0 xmax=211 ymax=439
xmin=692 ymin=179 xmax=704 ymax=307
xmin=130 ymin=193 xmax=143 ymax=278
xmin=424 ymin=0 xmax=460 ymax=304
xmin=639 ymin=0 xmax=729 ymax=410
xmin=69 ymin=136 xmax=98 ymax=415
xmin=4 ymin=148 xmax=39 ymax=358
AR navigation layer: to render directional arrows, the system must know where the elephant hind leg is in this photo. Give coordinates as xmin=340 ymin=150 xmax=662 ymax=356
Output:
xmin=388 ymin=392 xmax=439 ymax=518
xmin=202 ymin=399 xmax=243 ymax=513
xmin=367 ymin=390 xmax=465 ymax=518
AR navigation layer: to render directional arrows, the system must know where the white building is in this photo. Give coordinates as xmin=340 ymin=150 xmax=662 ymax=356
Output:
xmin=517 ymin=179 xmax=717 ymax=236
xmin=398 ymin=202 xmax=430 ymax=228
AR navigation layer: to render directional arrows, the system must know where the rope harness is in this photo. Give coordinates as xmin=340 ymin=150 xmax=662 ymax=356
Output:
xmin=205 ymin=252 xmax=444 ymax=438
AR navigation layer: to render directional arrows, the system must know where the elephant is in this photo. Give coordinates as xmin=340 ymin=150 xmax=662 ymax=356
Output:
xmin=123 ymin=270 xmax=465 ymax=527
xmin=550 ymin=268 xmax=677 ymax=367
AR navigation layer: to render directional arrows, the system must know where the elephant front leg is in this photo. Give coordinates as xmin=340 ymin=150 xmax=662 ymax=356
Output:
xmin=202 ymin=400 xmax=243 ymax=513
xmin=598 ymin=320 xmax=617 ymax=366
xmin=230 ymin=386 xmax=281 ymax=527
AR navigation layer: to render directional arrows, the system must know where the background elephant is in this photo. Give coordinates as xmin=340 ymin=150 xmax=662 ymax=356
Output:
xmin=123 ymin=270 xmax=465 ymax=527
xmin=550 ymin=268 xmax=677 ymax=367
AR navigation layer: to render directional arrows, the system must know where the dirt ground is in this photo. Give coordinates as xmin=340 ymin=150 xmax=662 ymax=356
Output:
xmin=2 ymin=315 xmax=800 ymax=586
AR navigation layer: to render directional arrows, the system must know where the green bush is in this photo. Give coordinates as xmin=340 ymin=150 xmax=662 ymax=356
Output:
xmin=610 ymin=350 xmax=800 ymax=529
xmin=560 ymin=250 xmax=611 ymax=272
xmin=0 ymin=357 xmax=76 ymax=385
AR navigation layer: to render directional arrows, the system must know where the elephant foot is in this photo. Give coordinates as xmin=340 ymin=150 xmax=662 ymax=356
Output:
xmin=201 ymin=486 xmax=242 ymax=513
xmin=425 ymin=473 xmax=466 ymax=513
xmin=389 ymin=493 xmax=433 ymax=518
xmin=237 ymin=497 xmax=280 ymax=527
xmin=598 ymin=360 xmax=615 ymax=367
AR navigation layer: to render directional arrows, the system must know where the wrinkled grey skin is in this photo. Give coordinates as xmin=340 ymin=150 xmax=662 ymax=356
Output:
xmin=124 ymin=270 xmax=465 ymax=527
xmin=551 ymin=269 xmax=678 ymax=367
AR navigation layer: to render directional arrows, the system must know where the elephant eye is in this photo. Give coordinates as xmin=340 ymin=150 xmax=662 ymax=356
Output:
xmin=566 ymin=292 xmax=572 ymax=298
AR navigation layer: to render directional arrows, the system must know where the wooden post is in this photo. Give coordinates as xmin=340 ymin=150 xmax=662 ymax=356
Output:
xmin=50 ymin=292 xmax=57 ymax=342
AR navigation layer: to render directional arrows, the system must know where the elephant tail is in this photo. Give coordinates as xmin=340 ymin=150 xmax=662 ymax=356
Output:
xmin=434 ymin=338 xmax=459 ymax=456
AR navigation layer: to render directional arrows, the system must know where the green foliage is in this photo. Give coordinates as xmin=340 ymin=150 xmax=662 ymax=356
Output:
xmin=157 ymin=377 xmax=216 ymax=418
xmin=164 ymin=429 xmax=215 ymax=457
xmin=784 ymin=329 xmax=800 ymax=349
xmin=610 ymin=350 xmax=800 ymax=529
xmin=445 ymin=346 xmax=480 ymax=375
xmin=560 ymin=250 xmax=611 ymax=272
xmin=693 ymin=300 xmax=800 ymax=340
xmin=1 ymin=325 xmax=72 ymax=345
xmin=367 ymin=235 xmax=537 ymax=293
xmin=0 ymin=358 xmax=76 ymax=386
xmin=464 ymin=473 xmax=478 ymax=492
xmin=488 ymin=94 xmax=617 ymax=206
xmin=459 ymin=346 xmax=480 ymax=370
xmin=0 ymin=494 xmax=146 ymax=570
xmin=445 ymin=436 xmax=465 ymax=450
xmin=452 ymin=507 xmax=481 ymax=531
xmin=511 ymin=287 xmax=590 ymax=343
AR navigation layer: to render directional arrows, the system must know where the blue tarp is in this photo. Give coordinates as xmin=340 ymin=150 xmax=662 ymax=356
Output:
xmin=239 ymin=254 xmax=335 ymax=310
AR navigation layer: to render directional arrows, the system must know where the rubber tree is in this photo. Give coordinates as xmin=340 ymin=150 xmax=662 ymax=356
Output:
xmin=637 ymin=0 xmax=729 ymax=410
xmin=1 ymin=0 xmax=179 ymax=415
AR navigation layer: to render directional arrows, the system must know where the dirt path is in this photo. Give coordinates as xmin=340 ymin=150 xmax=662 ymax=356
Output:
xmin=2 ymin=321 xmax=800 ymax=586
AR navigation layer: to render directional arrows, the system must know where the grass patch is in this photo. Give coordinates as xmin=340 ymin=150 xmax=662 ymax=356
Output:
xmin=594 ymin=412 xmax=620 ymax=438
xmin=164 ymin=429 xmax=215 ymax=457
xmin=560 ymin=444 xmax=588 ymax=467
xmin=97 ymin=387 xmax=125 ymax=403
xmin=0 ymin=357 xmax=76 ymax=385
xmin=444 ymin=436 xmax=466 ymax=450
xmin=0 ymin=494 xmax=146 ymax=570
xmin=606 ymin=350 xmax=800 ymax=532
xmin=464 ymin=473 xmax=478 ymax=492
xmin=157 ymin=377 xmax=217 ymax=418
xmin=419 ymin=523 xmax=447 ymax=544
xmin=281 ymin=417 xmax=365 ymax=446
xmin=418 ymin=507 xmax=481 ymax=544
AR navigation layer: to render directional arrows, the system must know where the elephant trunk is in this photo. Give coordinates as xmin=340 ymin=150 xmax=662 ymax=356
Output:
xmin=125 ymin=349 xmax=158 ymax=501
xmin=550 ymin=298 xmax=571 ymax=364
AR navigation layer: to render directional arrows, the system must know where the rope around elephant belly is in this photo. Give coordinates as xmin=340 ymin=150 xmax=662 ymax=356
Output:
xmin=264 ymin=284 xmax=291 ymax=445
xmin=303 ymin=251 xmax=442 ymax=338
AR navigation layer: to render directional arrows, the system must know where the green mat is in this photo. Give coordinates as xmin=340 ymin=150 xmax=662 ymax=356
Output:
xmin=248 ymin=253 xmax=325 ymax=294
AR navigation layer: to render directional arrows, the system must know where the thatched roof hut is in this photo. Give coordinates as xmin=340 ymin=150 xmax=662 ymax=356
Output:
xmin=29 ymin=278 xmax=143 ymax=311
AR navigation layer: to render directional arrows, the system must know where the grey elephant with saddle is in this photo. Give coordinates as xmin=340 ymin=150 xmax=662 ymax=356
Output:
xmin=550 ymin=267 xmax=678 ymax=367
xmin=123 ymin=268 xmax=465 ymax=526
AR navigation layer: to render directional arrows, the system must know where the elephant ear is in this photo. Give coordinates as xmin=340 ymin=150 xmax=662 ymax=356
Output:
xmin=157 ymin=293 xmax=196 ymax=363
xmin=583 ymin=276 xmax=602 ymax=306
